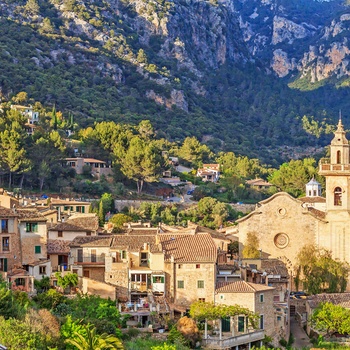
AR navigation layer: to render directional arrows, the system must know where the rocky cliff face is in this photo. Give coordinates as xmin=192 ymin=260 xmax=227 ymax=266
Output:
xmin=1 ymin=0 xmax=349 ymax=98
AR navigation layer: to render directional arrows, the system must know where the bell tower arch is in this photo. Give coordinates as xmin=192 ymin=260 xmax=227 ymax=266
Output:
xmin=319 ymin=119 xmax=350 ymax=213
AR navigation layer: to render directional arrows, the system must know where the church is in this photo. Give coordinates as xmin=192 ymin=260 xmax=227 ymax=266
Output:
xmin=235 ymin=119 xmax=350 ymax=273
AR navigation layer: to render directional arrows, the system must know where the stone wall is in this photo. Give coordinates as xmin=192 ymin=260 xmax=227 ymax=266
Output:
xmin=81 ymin=277 xmax=116 ymax=300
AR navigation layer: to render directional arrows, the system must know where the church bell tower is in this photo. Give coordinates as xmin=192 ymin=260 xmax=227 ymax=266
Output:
xmin=319 ymin=119 xmax=350 ymax=214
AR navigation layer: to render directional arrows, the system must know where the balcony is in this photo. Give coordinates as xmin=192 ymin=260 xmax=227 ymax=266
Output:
xmin=202 ymin=330 xmax=264 ymax=349
xmin=73 ymin=254 xmax=105 ymax=265
xmin=130 ymin=281 xmax=150 ymax=292
xmin=319 ymin=158 xmax=350 ymax=174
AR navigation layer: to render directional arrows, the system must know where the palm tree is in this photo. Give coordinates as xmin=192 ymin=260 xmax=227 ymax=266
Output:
xmin=65 ymin=325 xmax=124 ymax=350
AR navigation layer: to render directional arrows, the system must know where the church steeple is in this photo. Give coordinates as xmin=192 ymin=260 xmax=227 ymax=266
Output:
xmin=319 ymin=118 xmax=350 ymax=213
xmin=330 ymin=117 xmax=349 ymax=164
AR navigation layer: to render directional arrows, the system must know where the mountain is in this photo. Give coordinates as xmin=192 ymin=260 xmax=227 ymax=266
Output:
xmin=1 ymin=0 xmax=350 ymax=164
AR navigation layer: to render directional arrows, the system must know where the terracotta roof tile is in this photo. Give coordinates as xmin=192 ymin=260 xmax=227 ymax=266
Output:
xmin=299 ymin=196 xmax=326 ymax=203
xmin=307 ymin=207 xmax=326 ymax=220
xmin=261 ymin=259 xmax=289 ymax=277
xmin=47 ymin=239 xmax=71 ymax=254
xmin=17 ymin=208 xmax=47 ymax=222
xmin=159 ymin=233 xmax=217 ymax=263
xmin=216 ymin=281 xmax=275 ymax=293
xmin=308 ymin=293 xmax=350 ymax=308
xmin=126 ymin=228 xmax=159 ymax=235
xmin=0 ymin=207 xmax=18 ymax=217
xmin=67 ymin=214 xmax=99 ymax=231
xmin=49 ymin=222 xmax=89 ymax=232
xmin=70 ymin=236 xmax=113 ymax=247
xmin=111 ymin=235 xmax=158 ymax=252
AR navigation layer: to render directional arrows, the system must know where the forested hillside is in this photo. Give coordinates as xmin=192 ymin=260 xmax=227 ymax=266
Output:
xmin=1 ymin=0 xmax=350 ymax=164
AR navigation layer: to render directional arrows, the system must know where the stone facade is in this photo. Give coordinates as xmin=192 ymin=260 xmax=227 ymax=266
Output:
xmin=236 ymin=192 xmax=325 ymax=267
xmin=0 ymin=210 xmax=21 ymax=273
xmin=236 ymin=120 xmax=350 ymax=286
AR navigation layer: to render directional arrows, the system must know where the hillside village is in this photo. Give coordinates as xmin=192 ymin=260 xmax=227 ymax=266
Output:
xmin=2 ymin=112 xmax=350 ymax=349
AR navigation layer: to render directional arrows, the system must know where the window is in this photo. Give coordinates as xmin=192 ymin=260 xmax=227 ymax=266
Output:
xmin=1 ymin=220 xmax=8 ymax=233
xmin=220 ymin=295 xmax=224 ymax=299
xmin=91 ymin=249 xmax=96 ymax=262
xmin=77 ymin=249 xmax=83 ymax=262
xmin=238 ymin=316 xmax=245 ymax=332
xmin=198 ymin=298 xmax=205 ymax=302
xmin=39 ymin=266 xmax=46 ymax=275
xmin=58 ymin=231 xmax=63 ymax=238
xmin=178 ymin=264 xmax=182 ymax=269
xmin=35 ymin=246 xmax=41 ymax=254
xmin=196 ymin=264 xmax=200 ymax=269
xmin=277 ymin=316 xmax=282 ymax=321
xmin=26 ymin=223 xmax=38 ymax=232
xmin=2 ymin=237 xmax=9 ymax=251
xmin=337 ymin=150 xmax=341 ymax=164
xmin=177 ymin=280 xmax=184 ymax=289
xmin=140 ymin=252 xmax=148 ymax=266
xmin=260 ymin=315 xmax=264 ymax=330
xmin=197 ymin=280 xmax=204 ymax=288
xmin=153 ymin=276 xmax=165 ymax=283
xmin=0 ymin=258 xmax=7 ymax=272
xmin=86 ymin=232 xmax=91 ymax=236
xmin=15 ymin=278 xmax=25 ymax=286
xmin=121 ymin=250 xmax=127 ymax=259
xmin=334 ymin=187 xmax=342 ymax=206
xmin=259 ymin=293 xmax=264 ymax=303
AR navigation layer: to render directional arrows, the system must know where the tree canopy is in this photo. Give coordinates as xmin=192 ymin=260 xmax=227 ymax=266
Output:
xmin=295 ymin=245 xmax=349 ymax=294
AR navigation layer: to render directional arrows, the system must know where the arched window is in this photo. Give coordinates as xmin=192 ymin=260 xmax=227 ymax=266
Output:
xmin=337 ymin=150 xmax=341 ymax=164
xmin=334 ymin=187 xmax=342 ymax=206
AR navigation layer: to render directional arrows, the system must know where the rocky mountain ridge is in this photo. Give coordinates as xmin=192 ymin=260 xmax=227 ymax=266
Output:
xmin=1 ymin=0 xmax=350 ymax=163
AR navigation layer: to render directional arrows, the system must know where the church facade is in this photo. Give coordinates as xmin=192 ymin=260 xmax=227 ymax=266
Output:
xmin=236 ymin=120 xmax=350 ymax=273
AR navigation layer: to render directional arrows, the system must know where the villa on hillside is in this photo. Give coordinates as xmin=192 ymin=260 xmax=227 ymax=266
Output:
xmin=65 ymin=157 xmax=113 ymax=179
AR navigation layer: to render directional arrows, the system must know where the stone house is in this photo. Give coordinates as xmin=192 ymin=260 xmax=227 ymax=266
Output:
xmin=69 ymin=236 xmax=113 ymax=281
xmin=47 ymin=214 xmax=98 ymax=272
xmin=215 ymin=281 xmax=275 ymax=344
xmin=35 ymin=198 xmax=91 ymax=222
xmin=196 ymin=164 xmax=220 ymax=182
xmin=17 ymin=209 xmax=48 ymax=264
xmin=0 ymin=207 xmax=21 ymax=274
xmin=105 ymin=234 xmax=164 ymax=302
xmin=65 ymin=157 xmax=113 ymax=179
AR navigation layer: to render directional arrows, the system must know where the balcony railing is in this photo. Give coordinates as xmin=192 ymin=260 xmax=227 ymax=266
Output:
xmin=202 ymin=330 xmax=264 ymax=349
xmin=319 ymin=158 xmax=350 ymax=172
xmin=130 ymin=281 xmax=150 ymax=292
xmin=73 ymin=255 xmax=105 ymax=264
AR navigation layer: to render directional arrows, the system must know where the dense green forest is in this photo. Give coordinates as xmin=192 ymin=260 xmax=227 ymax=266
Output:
xmin=0 ymin=94 xmax=324 ymax=216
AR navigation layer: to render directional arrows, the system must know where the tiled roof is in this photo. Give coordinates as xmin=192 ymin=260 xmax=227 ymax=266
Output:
xmin=308 ymin=293 xmax=350 ymax=309
xmin=36 ymin=198 xmax=90 ymax=205
xmin=67 ymin=215 xmax=98 ymax=231
xmin=126 ymin=228 xmax=159 ymax=235
xmin=261 ymin=259 xmax=289 ymax=277
xmin=307 ymin=207 xmax=326 ymax=220
xmin=47 ymin=239 xmax=71 ymax=254
xmin=216 ymin=281 xmax=275 ymax=293
xmin=159 ymin=233 xmax=217 ymax=263
xmin=49 ymin=222 xmax=89 ymax=232
xmin=17 ymin=208 xmax=47 ymax=222
xmin=299 ymin=196 xmax=326 ymax=203
xmin=0 ymin=207 xmax=18 ymax=217
xmin=111 ymin=235 xmax=159 ymax=252
xmin=70 ymin=236 xmax=113 ymax=247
